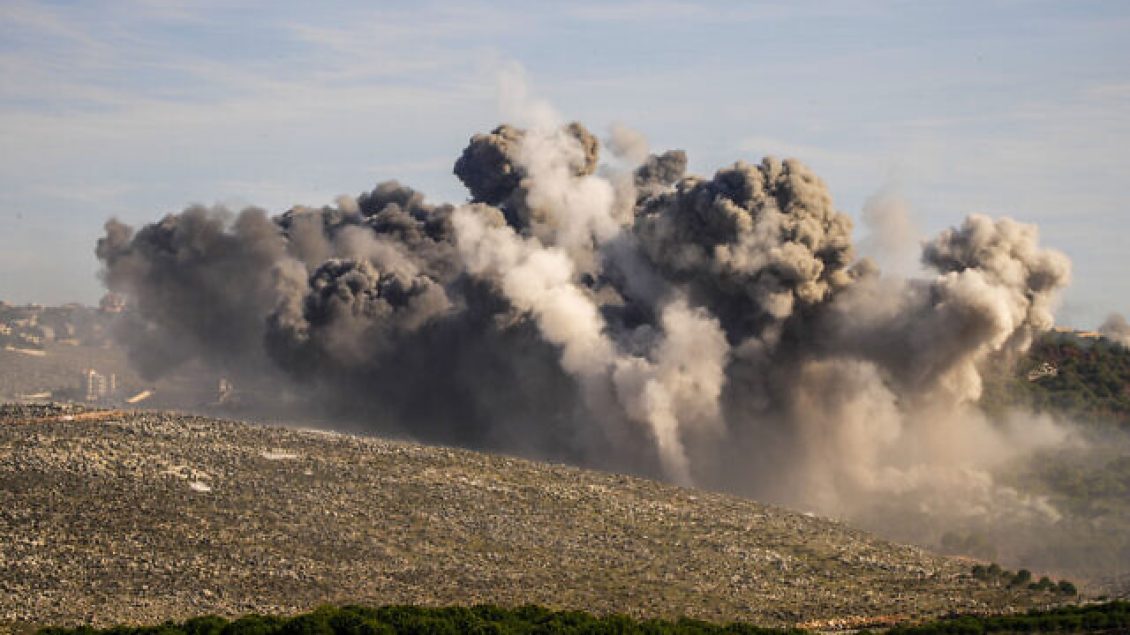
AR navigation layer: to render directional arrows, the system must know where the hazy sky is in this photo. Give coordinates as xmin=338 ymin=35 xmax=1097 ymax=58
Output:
xmin=1 ymin=0 xmax=1127 ymax=327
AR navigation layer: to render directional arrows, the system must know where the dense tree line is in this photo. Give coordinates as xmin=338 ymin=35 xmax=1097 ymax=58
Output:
xmin=873 ymin=600 xmax=1130 ymax=634
xmin=36 ymin=602 xmax=1130 ymax=635
xmin=35 ymin=605 xmax=804 ymax=635
xmin=968 ymin=564 xmax=1077 ymax=596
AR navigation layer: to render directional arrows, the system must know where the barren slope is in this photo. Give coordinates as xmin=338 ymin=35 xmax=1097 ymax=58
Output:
xmin=0 ymin=405 xmax=1058 ymax=630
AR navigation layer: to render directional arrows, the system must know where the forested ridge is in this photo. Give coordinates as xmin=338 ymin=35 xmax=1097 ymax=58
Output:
xmin=982 ymin=332 xmax=1130 ymax=426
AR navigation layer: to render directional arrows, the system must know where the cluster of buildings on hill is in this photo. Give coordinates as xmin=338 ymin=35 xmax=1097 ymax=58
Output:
xmin=0 ymin=296 xmax=122 ymax=350
xmin=1 ymin=298 xmax=261 ymax=411
xmin=1 ymin=297 xmax=130 ymax=404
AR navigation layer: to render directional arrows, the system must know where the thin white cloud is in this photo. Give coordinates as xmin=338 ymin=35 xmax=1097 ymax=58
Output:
xmin=560 ymin=0 xmax=883 ymax=22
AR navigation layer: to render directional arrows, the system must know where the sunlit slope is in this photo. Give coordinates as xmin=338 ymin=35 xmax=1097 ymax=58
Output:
xmin=0 ymin=406 xmax=1059 ymax=629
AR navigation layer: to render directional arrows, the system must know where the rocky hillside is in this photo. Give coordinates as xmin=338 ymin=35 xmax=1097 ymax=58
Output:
xmin=0 ymin=405 xmax=1064 ymax=631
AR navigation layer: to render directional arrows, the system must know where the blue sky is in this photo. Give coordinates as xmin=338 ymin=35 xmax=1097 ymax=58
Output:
xmin=1 ymin=0 xmax=1127 ymax=327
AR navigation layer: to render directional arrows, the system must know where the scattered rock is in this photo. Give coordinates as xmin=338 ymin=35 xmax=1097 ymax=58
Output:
xmin=0 ymin=407 xmax=1064 ymax=630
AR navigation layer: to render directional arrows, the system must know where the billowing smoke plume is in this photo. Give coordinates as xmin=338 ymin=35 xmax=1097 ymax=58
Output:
xmin=1099 ymin=312 xmax=1130 ymax=347
xmin=97 ymin=114 xmax=1079 ymax=566
xmin=858 ymin=190 xmax=921 ymax=275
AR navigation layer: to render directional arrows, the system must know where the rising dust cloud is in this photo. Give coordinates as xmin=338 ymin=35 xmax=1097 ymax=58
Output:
xmin=96 ymin=91 xmax=1114 ymax=579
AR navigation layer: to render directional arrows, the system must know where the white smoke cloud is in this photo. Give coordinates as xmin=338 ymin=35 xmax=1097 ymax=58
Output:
xmin=1099 ymin=312 xmax=1130 ymax=347
xmin=858 ymin=189 xmax=922 ymax=276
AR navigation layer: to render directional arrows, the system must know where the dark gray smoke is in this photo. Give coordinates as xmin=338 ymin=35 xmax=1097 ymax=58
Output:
xmin=98 ymin=116 xmax=1089 ymax=573
xmin=634 ymin=157 xmax=855 ymax=343
xmin=632 ymin=150 xmax=687 ymax=202
xmin=95 ymin=206 xmax=287 ymax=378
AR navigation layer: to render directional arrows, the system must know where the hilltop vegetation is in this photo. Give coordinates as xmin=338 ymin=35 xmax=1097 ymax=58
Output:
xmin=982 ymin=331 xmax=1130 ymax=426
xmin=882 ymin=600 xmax=1130 ymax=634
xmin=937 ymin=331 xmax=1130 ymax=590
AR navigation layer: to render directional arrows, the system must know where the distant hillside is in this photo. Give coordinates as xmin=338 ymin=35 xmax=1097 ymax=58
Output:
xmin=0 ymin=405 xmax=1066 ymax=632
xmin=0 ymin=300 xmax=243 ymax=411
xmin=0 ymin=300 xmax=118 ymax=351
xmin=965 ymin=331 xmax=1130 ymax=595
xmin=982 ymin=330 xmax=1130 ymax=426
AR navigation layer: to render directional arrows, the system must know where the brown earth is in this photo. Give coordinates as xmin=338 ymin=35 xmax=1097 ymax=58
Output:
xmin=0 ymin=404 xmax=1070 ymax=631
